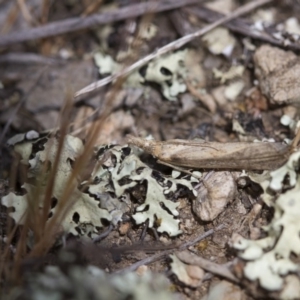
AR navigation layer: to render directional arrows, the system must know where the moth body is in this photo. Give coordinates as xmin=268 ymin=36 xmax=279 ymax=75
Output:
xmin=127 ymin=135 xmax=290 ymax=170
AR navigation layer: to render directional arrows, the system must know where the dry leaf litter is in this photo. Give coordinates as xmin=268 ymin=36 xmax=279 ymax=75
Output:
xmin=3 ymin=1 xmax=300 ymax=300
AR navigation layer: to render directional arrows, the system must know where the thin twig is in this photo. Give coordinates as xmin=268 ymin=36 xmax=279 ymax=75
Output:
xmin=291 ymin=126 xmax=300 ymax=149
xmin=41 ymin=0 xmax=51 ymax=24
xmin=115 ymin=224 xmax=224 ymax=274
xmin=175 ymin=251 xmax=238 ymax=283
xmin=180 ymin=224 xmax=225 ymax=250
xmin=17 ymin=0 xmax=38 ymax=26
xmin=93 ymin=224 xmax=113 ymax=243
xmin=74 ymin=0 xmax=273 ymax=101
xmin=0 ymin=67 xmax=47 ymax=146
xmin=157 ymin=160 xmax=202 ymax=180
xmin=184 ymin=5 xmax=300 ymax=51
xmin=185 ymin=80 xmax=217 ymax=113
xmin=168 ymin=9 xmax=201 ymax=48
xmin=0 ymin=53 xmax=64 ymax=65
xmin=0 ymin=3 xmax=19 ymax=35
xmin=81 ymin=0 xmax=104 ymax=17
xmin=0 ymin=0 xmax=203 ymax=47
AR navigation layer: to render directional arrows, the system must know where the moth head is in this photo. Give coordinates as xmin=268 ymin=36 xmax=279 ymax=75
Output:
xmin=126 ymin=135 xmax=156 ymax=155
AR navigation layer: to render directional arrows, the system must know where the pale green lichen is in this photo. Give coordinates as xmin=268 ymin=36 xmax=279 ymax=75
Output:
xmin=100 ymin=145 xmax=196 ymax=236
xmin=232 ymin=148 xmax=300 ymax=296
xmin=233 ymin=180 xmax=300 ymax=294
xmin=93 ymin=49 xmax=204 ymax=101
xmin=4 ymin=258 xmax=173 ymax=300
xmin=2 ymin=134 xmax=196 ymax=238
xmin=270 ymin=150 xmax=300 ymax=191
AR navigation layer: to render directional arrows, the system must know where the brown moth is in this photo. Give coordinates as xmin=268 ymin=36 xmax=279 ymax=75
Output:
xmin=127 ymin=135 xmax=291 ymax=170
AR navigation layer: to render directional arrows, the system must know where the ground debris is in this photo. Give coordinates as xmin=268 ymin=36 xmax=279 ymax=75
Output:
xmin=254 ymin=44 xmax=300 ymax=105
xmin=2 ymin=1 xmax=300 ymax=299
